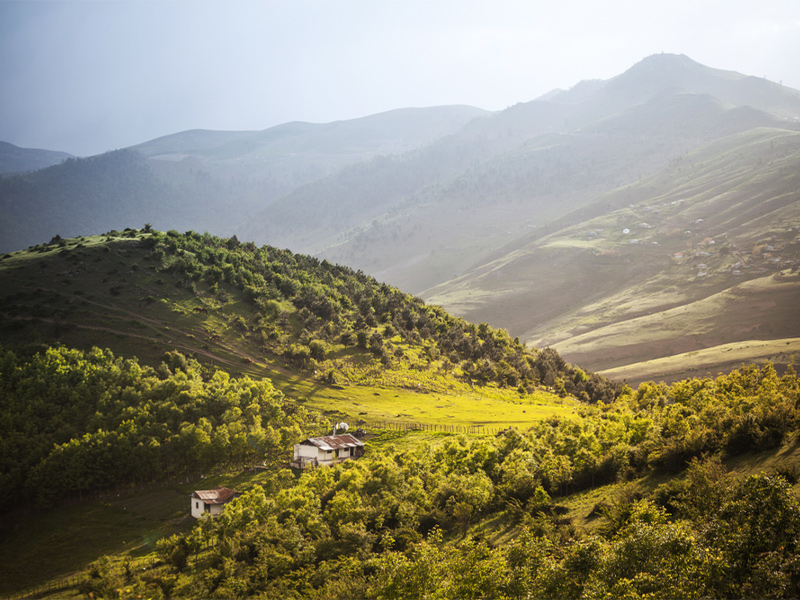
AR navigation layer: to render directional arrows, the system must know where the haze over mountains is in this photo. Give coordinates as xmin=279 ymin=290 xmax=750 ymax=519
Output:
xmin=2 ymin=53 xmax=799 ymax=381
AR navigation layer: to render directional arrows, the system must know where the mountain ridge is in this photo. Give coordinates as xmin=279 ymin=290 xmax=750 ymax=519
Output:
xmin=0 ymin=140 xmax=73 ymax=175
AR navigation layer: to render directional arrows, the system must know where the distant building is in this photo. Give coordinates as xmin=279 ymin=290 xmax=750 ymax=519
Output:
xmin=290 ymin=433 xmax=365 ymax=469
xmin=191 ymin=487 xmax=239 ymax=518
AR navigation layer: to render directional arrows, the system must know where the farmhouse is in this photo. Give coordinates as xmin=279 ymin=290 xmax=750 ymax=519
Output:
xmin=190 ymin=486 xmax=239 ymax=518
xmin=290 ymin=433 xmax=365 ymax=469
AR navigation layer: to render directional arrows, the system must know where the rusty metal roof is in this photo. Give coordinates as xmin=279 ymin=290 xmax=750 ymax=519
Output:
xmin=301 ymin=433 xmax=364 ymax=451
xmin=191 ymin=486 xmax=239 ymax=504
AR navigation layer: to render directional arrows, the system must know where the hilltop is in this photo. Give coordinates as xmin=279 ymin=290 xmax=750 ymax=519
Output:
xmin=0 ymin=228 xmax=618 ymax=406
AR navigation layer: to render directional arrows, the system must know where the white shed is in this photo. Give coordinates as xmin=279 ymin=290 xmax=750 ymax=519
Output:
xmin=190 ymin=486 xmax=239 ymax=518
xmin=290 ymin=433 xmax=364 ymax=469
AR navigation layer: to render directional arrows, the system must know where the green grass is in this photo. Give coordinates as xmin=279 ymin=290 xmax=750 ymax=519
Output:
xmin=294 ymin=379 xmax=576 ymax=428
xmin=0 ymin=486 xmax=191 ymax=596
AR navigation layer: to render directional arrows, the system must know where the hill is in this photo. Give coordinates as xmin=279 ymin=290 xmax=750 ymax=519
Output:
xmin=0 ymin=228 xmax=619 ymax=409
xmin=426 ymin=127 xmax=800 ymax=382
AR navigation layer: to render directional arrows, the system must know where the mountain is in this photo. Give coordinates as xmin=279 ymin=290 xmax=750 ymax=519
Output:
xmin=135 ymin=106 xmax=490 ymax=163
xmin=0 ymin=105 xmax=487 ymax=253
xmin=240 ymin=54 xmax=800 ymax=297
xmin=0 ymin=141 xmax=72 ymax=175
xmin=0 ymin=150 xmax=171 ymax=253
xmin=2 ymin=54 xmax=799 ymax=381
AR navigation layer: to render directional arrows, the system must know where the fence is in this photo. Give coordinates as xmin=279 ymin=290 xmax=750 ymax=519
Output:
xmin=359 ymin=421 xmax=509 ymax=435
xmin=2 ymin=575 xmax=82 ymax=599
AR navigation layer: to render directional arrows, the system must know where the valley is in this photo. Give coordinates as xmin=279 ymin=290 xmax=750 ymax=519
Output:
xmin=1 ymin=52 xmax=800 ymax=599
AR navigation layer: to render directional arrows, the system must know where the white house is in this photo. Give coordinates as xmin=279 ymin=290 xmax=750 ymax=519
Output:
xmin=190 ymin=486 xmax=239 ymax=518
xmin=290 ymin=433 xmax=364 ymax=469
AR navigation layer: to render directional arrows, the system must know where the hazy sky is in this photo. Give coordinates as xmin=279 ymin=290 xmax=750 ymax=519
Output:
xmin=2 ymin=0 xmax=799 ymax=156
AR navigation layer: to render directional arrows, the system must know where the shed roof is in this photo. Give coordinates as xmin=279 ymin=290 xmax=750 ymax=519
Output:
xmin=301 ymin=433 xmax=364 ymax=451
xmin=191 ymin=486 xmax=239 ymax=504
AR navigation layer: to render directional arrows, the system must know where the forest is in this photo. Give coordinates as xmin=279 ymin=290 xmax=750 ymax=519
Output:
xmin=0 ymin=346 xmax=308 ymax=512
xmin=74 ymin=362 xmax=799 ymax=599
xmin=139 ymin=229 xmax=620 ymax=402
xmin=1 ymin=341 xmax=798 ymax=598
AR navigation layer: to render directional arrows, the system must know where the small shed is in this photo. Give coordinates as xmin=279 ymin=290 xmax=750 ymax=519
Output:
xmin=190 ymin=486 xmax=239 ymax=518
xmin=291 ymin=433 xmax=365 ymax=469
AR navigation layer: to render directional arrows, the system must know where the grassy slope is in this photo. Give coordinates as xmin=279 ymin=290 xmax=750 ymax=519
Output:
xmin=427 ymin=127 xmax=800 ymax=381
xmin=597 ymin=338 xmax=800 ymax=385
xmin=0 ymin=232 xmax=573 ymax=431
xmin=556 ymin=270 xmax=800 ymax=378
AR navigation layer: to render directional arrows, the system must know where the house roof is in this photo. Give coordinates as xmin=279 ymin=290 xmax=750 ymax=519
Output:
xmin=191 ymin=486 xmax=239 ymax=504
xmin=300 ymin=433 xmax=364 ymax=451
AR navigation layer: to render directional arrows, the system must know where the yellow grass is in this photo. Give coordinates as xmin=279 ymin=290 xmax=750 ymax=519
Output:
xmin=598 ymin=338 xmax=800 ymax=384
xmin=275 ymin=370 xmax=577 ymax=428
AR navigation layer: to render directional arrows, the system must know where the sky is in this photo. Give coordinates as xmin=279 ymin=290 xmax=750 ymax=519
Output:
xmin=1 ymin=0 xmax=799 ymax=157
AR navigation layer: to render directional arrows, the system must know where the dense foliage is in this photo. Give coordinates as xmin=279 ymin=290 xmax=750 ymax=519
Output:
xmin=0 ymin=345 xmax=307 ymax=511
xmin=144 ymin=229 xmax=619 ymax=402
xmin=80 ymin=363 xmax=800 ymax=599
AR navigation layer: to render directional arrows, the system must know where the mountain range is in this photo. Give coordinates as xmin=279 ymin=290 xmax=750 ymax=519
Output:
xmin=2 ymin=53 xmax=799 ymax=382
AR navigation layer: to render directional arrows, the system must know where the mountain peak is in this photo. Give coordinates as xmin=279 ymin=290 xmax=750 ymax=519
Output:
xmin=634 ymin=52 xmax=701 ymax=69
xmin=610 ymin=53 xmax=740 ymax=93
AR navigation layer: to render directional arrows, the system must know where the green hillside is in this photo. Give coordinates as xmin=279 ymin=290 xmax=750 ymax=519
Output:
xmin=0 ymin=228 xmax=608 ymax=595
xmin=0 ymin=229 xmax=615 ymax=403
